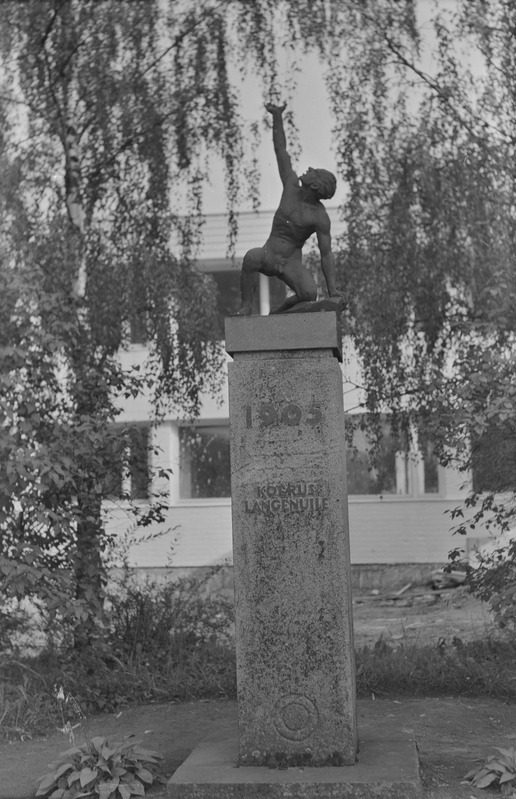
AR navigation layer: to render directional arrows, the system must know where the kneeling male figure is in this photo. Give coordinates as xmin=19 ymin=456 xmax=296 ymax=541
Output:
xmin=239 ymin=102 xmax=344 ymax=315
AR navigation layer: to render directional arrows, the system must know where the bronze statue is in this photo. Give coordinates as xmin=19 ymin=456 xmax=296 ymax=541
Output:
xmin=238 ymin=102 xmax=345 ymax=315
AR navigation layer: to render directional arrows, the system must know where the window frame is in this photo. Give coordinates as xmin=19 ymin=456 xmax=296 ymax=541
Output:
xmin=102 ymin=422 xmax=152 ymax=504
xmin=344 ymin=413 xmax=442 ymax=499
xmin=178 ymin=420 xmax=231 ymax=501
xmin=175 ymin=414 xmax=442 ymax=506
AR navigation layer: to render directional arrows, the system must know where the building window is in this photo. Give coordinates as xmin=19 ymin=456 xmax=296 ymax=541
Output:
xmin=208 ymin=270 xmax=257 ymax=337
xmin=419 ymin=433 xmax=439 ymax=494
xmin=179 ymin=424 xmax=231 ymax=499
xmin=472 ymin=420 xmax=516 ymax=493
xmin=104 ymin=425 xmax=150 ymax=500
xmin=211 ymin=270 xmax=246 ymax=333
xmin=345 ymin=415 xmax=400 ymax=495
xmin=177 ymin=415 xmax=440 ymax=501
xmin=129 ymin=310 xmax=148 ymax=345
xmin=345 ymin=415 xmax=439 ymax=496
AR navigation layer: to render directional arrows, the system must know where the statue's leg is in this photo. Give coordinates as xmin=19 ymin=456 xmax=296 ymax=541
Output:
xmin=270 ymin=253 xmax=317 ymax=314
xmin=237 ymin=247 xmax=264 ymax=315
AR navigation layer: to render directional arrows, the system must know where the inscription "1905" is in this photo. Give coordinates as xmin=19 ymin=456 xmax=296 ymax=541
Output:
xmin=245 ymin=403 xmax=322 ymax=429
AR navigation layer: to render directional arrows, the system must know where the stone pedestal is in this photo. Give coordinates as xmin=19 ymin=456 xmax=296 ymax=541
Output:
xmin=225 ymin=312 xmax=357 ymax=767
xmin=167 ymin=731 xmax=423 ymax=799
xmin=168 ymin=313 xmax=422 ymax=798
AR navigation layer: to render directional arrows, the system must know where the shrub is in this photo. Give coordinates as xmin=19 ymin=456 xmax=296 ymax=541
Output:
xmin=0 ymin=570 xmax=237 ymax=740
xmin=466 ymin=538 xmax=516 ymax=631
xmin=105 ymin=574 xmax=234 ymax=663
xmin=35 ymin=735 xmax=165 ymax=799
xmin=0 ymin=597 xmax=32 ymax=655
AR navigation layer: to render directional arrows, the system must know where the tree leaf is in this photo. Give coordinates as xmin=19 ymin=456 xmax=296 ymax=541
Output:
xmin=117 ymin=785 xmax=131 ymax=799
xmin=126 ymin=781 xmax=145 ymax=796
xmin=89 ymin=738 xmax=107 ymax=752
xmin=36 ymin=773 xmax=58 ymax=795
xmin=53 ymin=764 xmax=74 ymax=780
xmin=475 ymin=772 xmax=499 ymax=788
xmin=68 ymin=771 xmax=81 ymax=787
xmin=495 ymin=748 xmax=516 ymax=761
xmin=136 ymin=768 xmax=153 ymax=785
xmin=132 ymin=747 xmax=161 ymax=762
xmin=110 ymin=767 xmax=126 ymax=779
xmin=97 ymin=779 xmax=119 ymax=799
xmin=79 ymin=768 xmax=98 ymax=788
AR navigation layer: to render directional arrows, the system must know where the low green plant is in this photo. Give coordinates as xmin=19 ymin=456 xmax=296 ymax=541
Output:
xmin=464 ymin=745 xmax=516 ymax=795
xmin=36 ymin=735 xmax=165 ymax=799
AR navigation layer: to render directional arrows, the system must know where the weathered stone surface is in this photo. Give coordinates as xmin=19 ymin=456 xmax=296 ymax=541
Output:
xmin=225 ymin=312 xmax=342 ymax=361
xmin=274 ymin=297 xmax=345 ymax=315
xmin=226 ymin=312 xmax=356 ymax=767
xmin=167 ymin=733 xmax=422 ymax=799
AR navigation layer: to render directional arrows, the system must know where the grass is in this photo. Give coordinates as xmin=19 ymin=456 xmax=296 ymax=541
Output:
xmin=355 ymin=635 xmax=516 ymax=699
xmin=2 ymin=577 xmax=516 ymax=742
xmin=3 ymin=635 xmax=516 ymax=742
xmin=0 ymin=642 xmax=237 ymax=741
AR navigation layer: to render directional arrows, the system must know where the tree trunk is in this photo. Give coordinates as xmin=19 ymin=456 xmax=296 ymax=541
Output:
xmin=73 ymin=488 xmax=106 ymax=651
xmin=70 ymin=343 xmax=110 ymax=652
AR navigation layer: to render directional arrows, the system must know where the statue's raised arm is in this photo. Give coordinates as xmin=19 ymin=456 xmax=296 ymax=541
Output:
xmin=265 ymin=102 xmax=297 ymax=186
xmin=237 ymin=101 xmax=345 ymax=317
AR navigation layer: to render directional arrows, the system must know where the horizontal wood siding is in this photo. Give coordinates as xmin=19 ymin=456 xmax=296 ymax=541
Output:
xmin=107 ymin=497 xmax=460 ymax=568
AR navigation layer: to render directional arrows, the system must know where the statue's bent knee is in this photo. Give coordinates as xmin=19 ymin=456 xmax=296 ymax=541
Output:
xmin=242 ymin=247 xmax=263 ymax=274
xmin=299 ymin=287 xmax=317 ymax=303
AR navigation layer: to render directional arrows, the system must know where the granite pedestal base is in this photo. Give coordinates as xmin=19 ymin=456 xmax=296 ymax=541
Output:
xmin=225 ymin=313 xmax=357 ymax=767
xmin=167 ymin=728 xmax=422 ymax=799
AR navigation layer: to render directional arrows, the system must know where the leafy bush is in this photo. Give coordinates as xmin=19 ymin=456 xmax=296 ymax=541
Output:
xmin=105 ymin=574 xmax=234 ymax=662
xmin=35 ymin=735 xmax=165 ymax=799
xmin=0 ymin=545 xmax=109 ymax=654
xmin=465 ymin=538 xmax=516 ymax=631
xmin=0 ymin=570 xmax=237 ymax=740
xmin=465 ymin=745 xmax=516 ymax=795
xmin=0 ymin=597 xmax=32 ymax=655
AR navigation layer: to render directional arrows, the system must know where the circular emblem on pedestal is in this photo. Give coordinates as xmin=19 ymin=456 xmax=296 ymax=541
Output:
xmin=273 ymin=694 xmax=319 ymax=741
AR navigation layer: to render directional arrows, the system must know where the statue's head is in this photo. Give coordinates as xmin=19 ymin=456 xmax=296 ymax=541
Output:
xmin=300 ymin=167 xmax=337 ymax=200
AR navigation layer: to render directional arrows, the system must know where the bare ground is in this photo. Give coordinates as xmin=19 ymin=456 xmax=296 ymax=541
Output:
xmin=352 ymin=585 xmax=495 ymax=647
xmin=1 ymin=696 xmax=514 ymax=799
